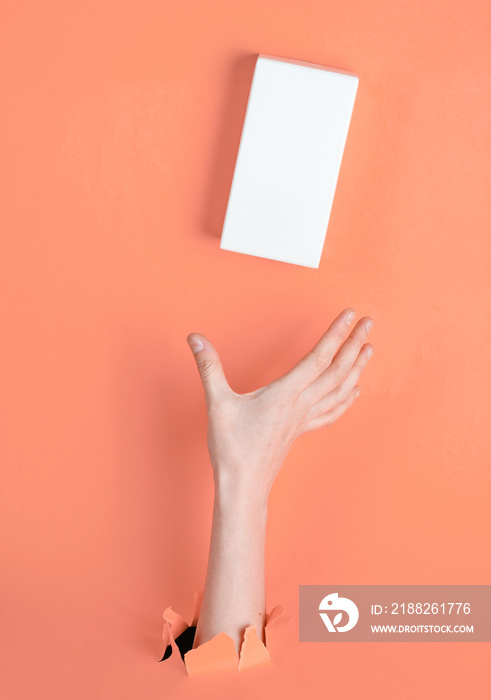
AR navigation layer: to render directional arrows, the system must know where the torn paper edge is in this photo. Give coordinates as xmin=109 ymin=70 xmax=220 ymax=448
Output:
xmin=161 ymin=590 xmax=287 ymax=676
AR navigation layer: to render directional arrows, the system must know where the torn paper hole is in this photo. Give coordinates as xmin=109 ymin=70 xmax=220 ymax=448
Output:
xmin=160 ymin=590 xmax=286 ymax=676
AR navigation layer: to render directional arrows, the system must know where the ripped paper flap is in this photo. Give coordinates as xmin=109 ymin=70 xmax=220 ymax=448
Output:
xmin=160 ymin=590 xmax=287 ymax=676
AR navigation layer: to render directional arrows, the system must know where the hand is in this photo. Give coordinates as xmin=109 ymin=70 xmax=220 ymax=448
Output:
xmin=187 ymin=308 xmax=374 ymax=506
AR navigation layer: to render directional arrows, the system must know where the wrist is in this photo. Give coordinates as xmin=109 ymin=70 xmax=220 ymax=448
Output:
xmin=213 ymin=472 xmax=269 ymax=514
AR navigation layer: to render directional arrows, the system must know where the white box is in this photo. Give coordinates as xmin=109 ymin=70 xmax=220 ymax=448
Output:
xmin=220 ymin=54 xmax=359 ymax=268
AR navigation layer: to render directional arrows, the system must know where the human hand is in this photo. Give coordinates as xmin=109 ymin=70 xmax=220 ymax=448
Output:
xmin=187 ymin=308 xmax=374 ymax=506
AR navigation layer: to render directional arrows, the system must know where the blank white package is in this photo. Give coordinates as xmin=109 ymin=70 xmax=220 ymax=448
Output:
xmin=220 ymin=54 xmax=359 ymax=268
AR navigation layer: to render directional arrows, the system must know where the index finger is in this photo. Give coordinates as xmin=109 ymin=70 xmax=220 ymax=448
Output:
xmin=281 ymin=308 xmax=356 ymax=392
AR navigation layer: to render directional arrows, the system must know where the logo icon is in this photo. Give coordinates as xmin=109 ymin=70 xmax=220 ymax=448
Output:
xmin=319 ymin=592 xmax=359 ymax=632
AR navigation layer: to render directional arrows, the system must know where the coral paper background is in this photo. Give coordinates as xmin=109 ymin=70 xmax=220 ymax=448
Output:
xmin=1 ymin=0 xmax=490 ymax=698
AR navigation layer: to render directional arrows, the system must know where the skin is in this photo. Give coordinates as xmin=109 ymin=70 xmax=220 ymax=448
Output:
xmin=186 ymin=307 xmax=374 ymax=654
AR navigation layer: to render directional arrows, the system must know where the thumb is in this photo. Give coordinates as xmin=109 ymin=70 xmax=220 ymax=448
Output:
xmin=186 ymin=333 xmax=230 ymax=403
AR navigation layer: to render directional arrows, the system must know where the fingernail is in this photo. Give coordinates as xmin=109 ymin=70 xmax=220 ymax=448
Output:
xmin=187 ymin=336 xmax=204 ymax=354
xmin=367 ymin=346 xmax=374 ymax=359
xmin=346 ymin=311 xmax=356 ymax=325
xmin=365 ymin=319 xmax=373 ymax=332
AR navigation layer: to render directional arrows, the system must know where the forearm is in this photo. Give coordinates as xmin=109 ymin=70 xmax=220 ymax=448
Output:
xmin=192 ymin=484 xmax=268 ymax=654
